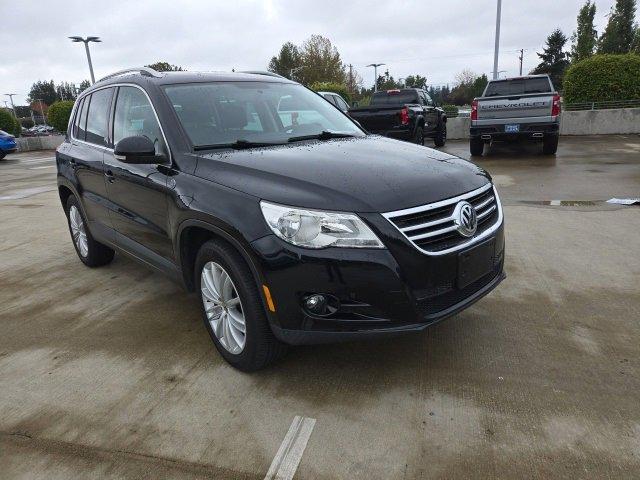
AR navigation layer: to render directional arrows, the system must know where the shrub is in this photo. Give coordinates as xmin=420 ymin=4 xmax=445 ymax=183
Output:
xmin=563 ymin=54 xmax=640 ymax=104
xmin=310 ymin=82 xmax=351 ymax=104
xmin=20 ymin=117 xmax=34 ymax=129
xmin=0 ymin=109 xmax=20 ymax=136
xmin=47 ymin=100 xmax=75 ymax=133
xmin=442 ymin=104 xmax=459 ymax=118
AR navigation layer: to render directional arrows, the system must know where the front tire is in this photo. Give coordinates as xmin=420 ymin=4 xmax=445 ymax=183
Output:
xmin=196 ymin=239 xmax=286 ymax=371
xmin=0 ymin=151 xmax=6 ymax=160
xmin=434 ymin=123 xmax=447 ymax=147
xmin=65 ymin=195 xmax=114 ymax=267
xmin=470 ymin=137 xmax=484 ymax=156
xmin=542 ymin=134 xmax=559 ymax=155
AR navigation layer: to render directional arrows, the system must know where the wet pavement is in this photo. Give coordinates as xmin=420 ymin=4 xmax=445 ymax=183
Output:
xmin=1 ymin=136 xmax=639 ymax=479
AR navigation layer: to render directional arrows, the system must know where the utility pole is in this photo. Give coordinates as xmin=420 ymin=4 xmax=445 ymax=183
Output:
xmin=69 ymin=36 xmax=101 ymax=84
xmin=366 ymin=63 xmax=385 ymax=92
xmin=518 ymin=49 xmax=524 ymax=76
xmin=4 ymin=93 xmax=18 ymax=119
xmin=492 ymin=0 xmax=502 ymax=80
xmin=348 ymin=64 xmax=353 ymax=93
xmin=37 ymin=99 xmax=47 ymax=126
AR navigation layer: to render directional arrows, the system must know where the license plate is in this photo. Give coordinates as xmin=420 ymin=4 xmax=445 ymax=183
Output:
xmin=457 ymin=239 xmax=495 ymax=289
xmin=505 ymin=124 xmax=520 ymax=133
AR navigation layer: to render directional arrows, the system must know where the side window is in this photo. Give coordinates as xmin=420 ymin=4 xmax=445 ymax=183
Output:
xmin=335 ymin=97 xmax=349 ymax=111
xmin=424 ymin=92 xmax=434 ymax=106
xmin=77 ymin=96 xmax=89 ymax=140
xmin=72 ymin=97 xmax=86 ymax=139
xmin=85 ymin=88 xmax=113 ymax=145
xmin=113 ymin=86 xmax=167 ymax=157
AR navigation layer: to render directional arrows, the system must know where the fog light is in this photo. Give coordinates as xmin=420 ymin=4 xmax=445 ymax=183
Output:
xmin=304 ymin=294 xmax=327 ymax=314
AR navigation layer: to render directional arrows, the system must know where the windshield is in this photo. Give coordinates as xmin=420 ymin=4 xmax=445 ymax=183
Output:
xmin=163 ymin=82 xmax=364 ymax=148
xmin=484 ymin=77 xmax=552 ymax=97
xmin=370 ymin=90 xmax=420 ymax=106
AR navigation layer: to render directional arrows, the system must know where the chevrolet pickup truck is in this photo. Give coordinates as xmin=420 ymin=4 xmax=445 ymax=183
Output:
xmin=470 ymin=75 xmax=560 ymax=156
xmin=349 ymin=88 xmax=447 ymax=147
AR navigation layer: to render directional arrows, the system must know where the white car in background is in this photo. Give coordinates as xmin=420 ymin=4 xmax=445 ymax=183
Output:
xmin=318 ymin=91 xmax=351 ymax=113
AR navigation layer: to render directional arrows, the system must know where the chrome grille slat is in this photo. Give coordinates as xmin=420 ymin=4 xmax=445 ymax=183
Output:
xmin=383 ymin=184 xmax=502 ymax=255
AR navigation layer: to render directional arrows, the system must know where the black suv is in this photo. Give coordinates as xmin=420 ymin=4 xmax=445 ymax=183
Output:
xmin=57 ymin=68 xmax=505 ymax=371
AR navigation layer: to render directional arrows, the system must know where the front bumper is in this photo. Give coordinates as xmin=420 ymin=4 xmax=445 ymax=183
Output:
xmin=251 ymin=217 xmax=505 ymax=345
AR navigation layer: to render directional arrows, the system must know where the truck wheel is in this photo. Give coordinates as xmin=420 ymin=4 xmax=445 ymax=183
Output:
xmin=413 ymin=127 xmax=425 ymax=146
xmin=470 ymin=138 xmax=484 ymax=156
xmin=434 ymin=123 xmax=447 ymax=147
xmin=542 ymin=135 xmax=559 ymax=155
xmin=196 ymin=239 xmax=287 ymax=371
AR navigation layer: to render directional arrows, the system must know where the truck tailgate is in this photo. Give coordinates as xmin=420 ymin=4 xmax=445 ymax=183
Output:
xmin=477 ymin=94 xmax=553 ymax=123
xmin=349 ymin=108 xmax=400 ymax=133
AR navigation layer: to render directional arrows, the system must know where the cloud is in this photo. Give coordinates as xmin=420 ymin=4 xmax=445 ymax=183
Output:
xmin=1 ymin=0 xmax=618 ymax=105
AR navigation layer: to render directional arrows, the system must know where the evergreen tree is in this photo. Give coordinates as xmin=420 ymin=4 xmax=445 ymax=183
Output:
xmin=28 ymin=80 xmax=58 ymax=106
xmin=598 ymin=0 xmax=637 ymax=53
xmin=146 ymin=61 xmax=184 ymax=72
xmin=531 ymin=29 xmax=570 ymax=90
xmin=268 ymin=42 xmax=302 ymax=80
xmin=571 ymin=1 xmax=598 ymax=62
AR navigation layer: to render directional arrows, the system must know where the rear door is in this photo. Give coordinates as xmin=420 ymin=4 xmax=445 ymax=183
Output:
xmin=103 ymin=85 xmax=175 ymax=262
xmin=68 ymin=88 xmax=115 ymax=240
xmin=420 ymin=91 xmax=439 ymax=134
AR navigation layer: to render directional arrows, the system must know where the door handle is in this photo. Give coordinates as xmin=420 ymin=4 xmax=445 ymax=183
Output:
xmin=105 ymin=170 xmax=115 ymax=183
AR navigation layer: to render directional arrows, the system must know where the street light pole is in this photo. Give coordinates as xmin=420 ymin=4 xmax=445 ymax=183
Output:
xmin=4 ymin=93 xmax=18 ymax=119
xmin=492 ymin=0 xmax=502 ymax=80
xmin=69 ymin=36 xmax=101 ymax=84
xmin=366 ymin=63 xmax=385 ymax=92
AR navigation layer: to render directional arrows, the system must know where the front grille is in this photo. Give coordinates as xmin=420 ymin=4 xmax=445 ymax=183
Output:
xmin=383 ymin=184 xmax=502 ymax=254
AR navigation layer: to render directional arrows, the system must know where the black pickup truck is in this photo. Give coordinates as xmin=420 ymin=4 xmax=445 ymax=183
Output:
xmin=349 ymin=89 xmax=447 ymax=147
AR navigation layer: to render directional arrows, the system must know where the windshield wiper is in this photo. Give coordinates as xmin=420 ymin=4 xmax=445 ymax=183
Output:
xmin=193 ymin=139 xmax=284 ymax=151
xmin=287 ymin=131 xmax=356 ymax=143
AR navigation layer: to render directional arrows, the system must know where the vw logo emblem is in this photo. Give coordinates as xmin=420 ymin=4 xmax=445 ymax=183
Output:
xmin=453 ymin=201 xmax=477 ymax=237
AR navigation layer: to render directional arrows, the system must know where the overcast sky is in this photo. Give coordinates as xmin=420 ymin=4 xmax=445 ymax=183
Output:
xmin=1 ymin=0 xmax=620 ymax=106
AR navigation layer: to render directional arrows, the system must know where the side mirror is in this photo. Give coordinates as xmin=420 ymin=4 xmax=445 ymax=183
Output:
xmin=114 ymin=136 xmax=157 ymax=164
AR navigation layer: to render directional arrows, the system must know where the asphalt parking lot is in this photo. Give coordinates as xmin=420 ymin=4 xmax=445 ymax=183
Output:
xmin=1 ymin=136 xmax=639 ymax=479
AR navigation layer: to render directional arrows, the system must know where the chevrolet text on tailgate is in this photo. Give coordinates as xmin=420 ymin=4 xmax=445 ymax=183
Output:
xmin=470 ymin=74 xmax=561 ymax=156
xmin=56 ymin=67 xmax=505 ymax=371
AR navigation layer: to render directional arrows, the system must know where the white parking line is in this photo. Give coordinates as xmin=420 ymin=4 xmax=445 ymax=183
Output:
xmin=28 ymin=165 xmax=56 ymax=170
xmin=264 ymin=416 xmax=316 ymax=480
xmin=0 ymin=186 xmax=56 ymax=201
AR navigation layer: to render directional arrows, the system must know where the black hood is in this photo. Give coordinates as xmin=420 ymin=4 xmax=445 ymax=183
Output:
xmin=192 ymin=136 xmax=491 ymax=213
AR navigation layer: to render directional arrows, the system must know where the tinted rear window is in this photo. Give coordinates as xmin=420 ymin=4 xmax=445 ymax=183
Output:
xmin=484 ymin=78 xmax=552 ymax=97
xmin=370 ymin=90 xmax=420 ymax=105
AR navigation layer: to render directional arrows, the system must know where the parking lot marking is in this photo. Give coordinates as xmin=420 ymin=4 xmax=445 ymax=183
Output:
xmin=29 ymin=165 xmax=56 ymax=170
xmin=264 ymin=415 xmax=316 ymax=480
xmin=0 ymin=186 xmax=56 ymax=201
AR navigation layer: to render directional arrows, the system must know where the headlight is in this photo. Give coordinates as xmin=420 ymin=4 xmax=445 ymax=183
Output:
xmin=260 ymin=201 xmax=385 ymax=249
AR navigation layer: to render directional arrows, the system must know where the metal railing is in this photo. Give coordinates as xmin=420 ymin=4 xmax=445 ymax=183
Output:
xmin=563 ymin=99 xmax=640 ymax=111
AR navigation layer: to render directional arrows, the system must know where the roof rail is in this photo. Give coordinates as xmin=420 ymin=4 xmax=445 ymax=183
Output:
xmin=239 ymin=70 xmax=286 ymax=79
xmin=97 ymin=67 xmax=163 ymax=83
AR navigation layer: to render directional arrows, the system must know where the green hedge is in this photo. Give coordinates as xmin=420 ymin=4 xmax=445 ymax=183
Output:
xmin=310 ymin=82 xmax=351 ymax=104
xmin=0 ymin=109 xmax=21 ymax=136
xmin=47 ymin=100 xmax=75 ymax=133
xmin=563 ymin=54 xmax=640 ymax=104
xmin=442 ymin=104 xmax=459 ymax=118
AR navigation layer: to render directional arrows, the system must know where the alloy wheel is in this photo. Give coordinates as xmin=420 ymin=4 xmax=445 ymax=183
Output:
xmin=69 ymin=205 xmax=89 ymax=257
xmin=201 ymin=261 xmax=246 ymax=354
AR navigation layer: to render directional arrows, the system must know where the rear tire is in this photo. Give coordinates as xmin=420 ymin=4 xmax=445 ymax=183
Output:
xmin=470 ymin=138 xmax=484 ymax=156
xmin=433 ymin=123 xmax=447 ymax=147
xmin=542 ymin=135 xmax=559 ymax=155
xmin=413 ymin=127 xmax=425 ymax=146
xmin=0 ymin=152 xmax=6 ymax=160
xmin=65 ymin=195 xmax=115 ymax=267
xmin=195 ymin=239 xmax=287 ymax=371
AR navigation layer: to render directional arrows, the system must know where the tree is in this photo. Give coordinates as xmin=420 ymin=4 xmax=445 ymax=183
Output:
xmin=268 ymin=42 xmax=302 ymax=80
xmin=78 ymin=80 xmax=91 ymax=93
xmin=376 ymin=70 xmax=402 ymax=90
xmin=404 ymin=74 xmax=428 ymax=89
xmin=531 ymin=29 xmax=570 ymax=90
xmin=146 ymin=61 xmax=184 ymax=72
xmin=0 ymin=109 xmax=21 ymax=136
xmin=47 ymin=101 xmax=75 ymax=132
xmin=598 ymin=0 xmax=637 ymax=54
xmin=28 ymin=80 xmax=58 ymax=106
xmin=56 ymin=82 xmax=78 ymax=101
xmin=448 ymin=70 xmax=486 ymax=105
xmin=297 ymin=35 xmax=346 ymax=85
xmin=633 ymin=27 xmax=640 ymax=52
xmin=571 ymin=1 xmax=598 ymax=62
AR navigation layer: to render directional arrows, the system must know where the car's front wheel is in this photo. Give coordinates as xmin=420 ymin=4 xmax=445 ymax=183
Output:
xmin=65 ymin=195 xmax=114 ymax=267
xmin=0 ymin=151 xmax=6 ymax=160
xmin=195 ymin=239 xmax=286 ymax=371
